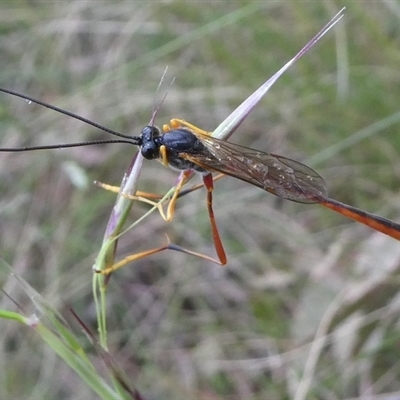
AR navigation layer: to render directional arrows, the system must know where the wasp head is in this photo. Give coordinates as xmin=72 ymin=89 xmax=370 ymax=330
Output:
xmin=140 ymin=125 xmax=161 ymax=160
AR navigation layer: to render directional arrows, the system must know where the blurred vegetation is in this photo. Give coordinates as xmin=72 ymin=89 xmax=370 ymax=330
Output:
xmin=1 ymin=1 xmax=400 ymax=399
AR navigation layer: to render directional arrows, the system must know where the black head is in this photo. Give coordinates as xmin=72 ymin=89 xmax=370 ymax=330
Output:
xmin=140 ymin=125 xmax=161 ymax=160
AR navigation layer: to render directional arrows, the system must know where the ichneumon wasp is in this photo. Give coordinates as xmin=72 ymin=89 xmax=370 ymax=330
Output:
xmin=1 ymin=86 xmax=400 ymax=275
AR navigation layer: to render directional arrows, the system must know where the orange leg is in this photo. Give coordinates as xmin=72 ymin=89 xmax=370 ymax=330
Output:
xmin=202 ymin=173 xmax=227 ymax=265
xmin=177 ymin=173 xmax=225 ymax=198
xmin=320 ymin=197 xmax=400 ymax=240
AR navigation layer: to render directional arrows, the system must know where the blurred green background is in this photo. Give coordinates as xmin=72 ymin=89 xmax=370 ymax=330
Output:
xmin=1 ymin=1 xmax=400 ymax=399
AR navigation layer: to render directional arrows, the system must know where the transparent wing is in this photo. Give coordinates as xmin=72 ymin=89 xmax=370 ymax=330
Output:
xmin=182 ymin=133 xmax=328 ymax=204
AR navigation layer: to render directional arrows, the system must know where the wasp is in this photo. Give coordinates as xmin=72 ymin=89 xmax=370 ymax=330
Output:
xmin=1 ymin=87 xmax=400 ymax=273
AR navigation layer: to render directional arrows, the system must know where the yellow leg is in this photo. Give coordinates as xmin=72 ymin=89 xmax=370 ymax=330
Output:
xmin=159 ymin=144 xmax=169 ymax=168
xmin=165 ymin=170 xmax=192 ymax=221
xmin=97 ymin=243 xmax=171 ymax=275
xmin=95 ymin=181 xmax=162 ymax=199
xmin=159 ymin=118 xmax=216 ymax=219
xmin=95 ymin=174 xmax=196 ymax=223
xmin=97 ymin=236 xmax=226 ymax=275
xmin=163 ymin=118 xmax=212 ymax=136
xmin=96 ymin=172 xmax=226 ymax=222
xmin=95 ymin=181 xmax=168 ymax=221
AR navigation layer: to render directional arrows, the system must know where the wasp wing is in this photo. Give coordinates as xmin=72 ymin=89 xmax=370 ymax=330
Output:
xmin=181 ymin=133 xmax=328 ymax=204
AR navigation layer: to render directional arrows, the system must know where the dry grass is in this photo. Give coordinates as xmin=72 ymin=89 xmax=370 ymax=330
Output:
xmin=1 ymin=1 xmax=400 ymax=399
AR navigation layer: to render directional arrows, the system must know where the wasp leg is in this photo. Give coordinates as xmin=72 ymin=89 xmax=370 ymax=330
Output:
xmin=159 ymin=144 xmax=169 ymax=168
xmin=97 ymin=236 xmax=226 ymax=275
xmin=177 ymin=173 xmax=225 ymax=199
xmin=95 ymin=181 xmax=162 ymax=199
xmin=95 ymin=181 xmax=168 ymax=220
xmin=202 ymin=173 xmax=227 ymax=265
xmin=167 ymin=118 xmax=212 ymax=136
xmin=165 ymin=170 xmax=193 ymax=221
xmin=97 ymin=242 xmax=171 ymax=275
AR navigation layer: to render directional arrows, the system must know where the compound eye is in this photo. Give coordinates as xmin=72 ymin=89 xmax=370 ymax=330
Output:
xmin=141 ymin=142 xmax=159 ymax=160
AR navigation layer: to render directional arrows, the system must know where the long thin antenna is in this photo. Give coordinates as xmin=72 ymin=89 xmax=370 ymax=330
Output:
xmin=0 ymin=87 xmax=133 ymax=140
xmin=0 ymin=139 xmax=138 ymax=152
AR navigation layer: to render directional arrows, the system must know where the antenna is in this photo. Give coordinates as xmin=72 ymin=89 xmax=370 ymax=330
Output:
xmin=0 ymin=87 xmax=142 ymax=151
